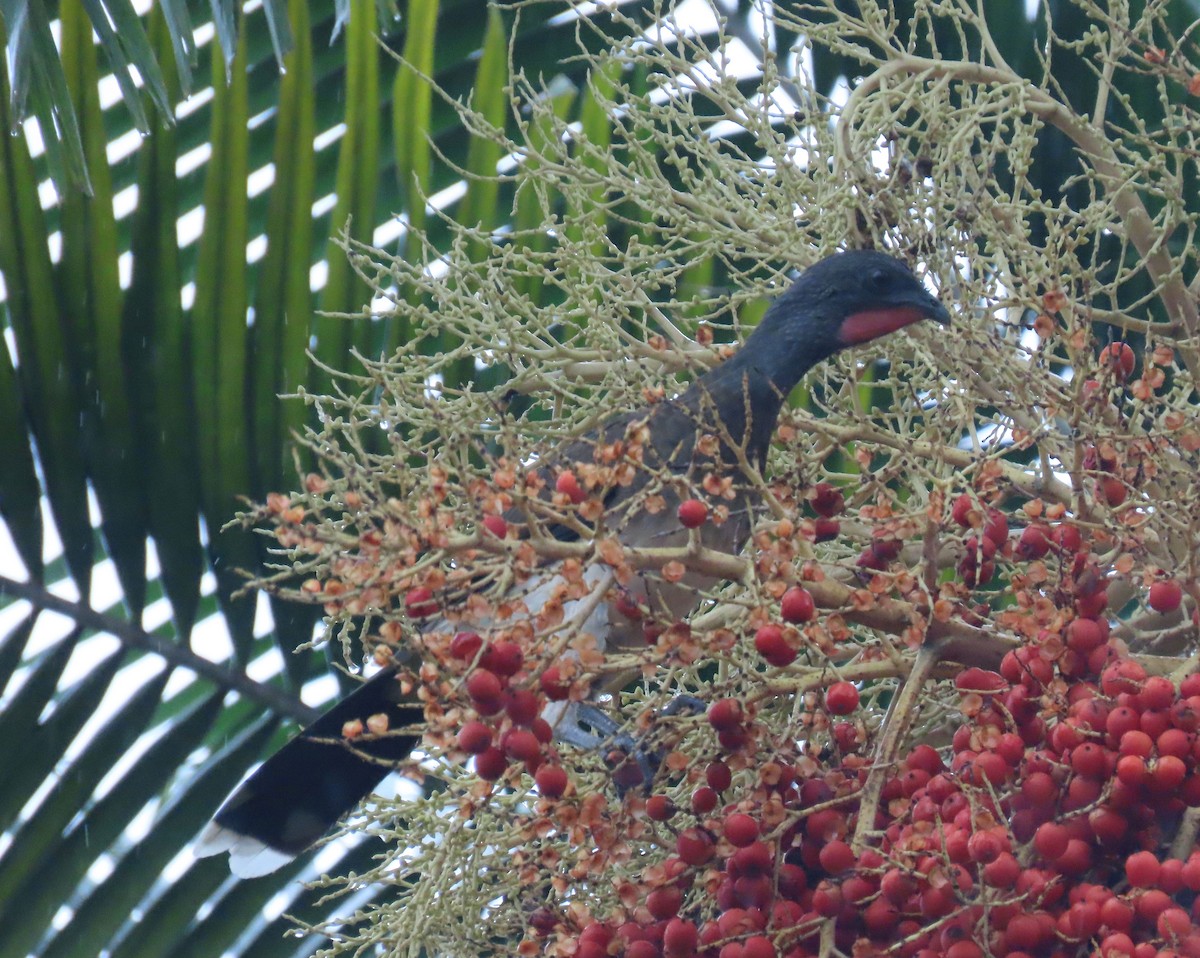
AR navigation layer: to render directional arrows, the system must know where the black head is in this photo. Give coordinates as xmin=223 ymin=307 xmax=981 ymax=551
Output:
xmin=741 ymin=251 xmax=948 ymax=392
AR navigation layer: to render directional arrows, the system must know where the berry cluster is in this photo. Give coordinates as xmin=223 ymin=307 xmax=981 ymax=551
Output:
xmin=521 ymin=487 xmax=1199 ymax=958
xmin=448 ymin=630 xmax=571 ymax=796
xmin=544 ymin=645 xmax=1200 ymax=958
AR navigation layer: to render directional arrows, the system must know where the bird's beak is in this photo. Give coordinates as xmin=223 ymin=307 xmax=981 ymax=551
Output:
xmin=925 ymin=296 xmax=952 ymax=327
xmin=838 ymin=292 xmax=951 ymax=346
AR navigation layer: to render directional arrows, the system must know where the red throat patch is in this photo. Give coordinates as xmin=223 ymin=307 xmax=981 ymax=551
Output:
xmin=838 ymin=307 xmax=926 ymax=345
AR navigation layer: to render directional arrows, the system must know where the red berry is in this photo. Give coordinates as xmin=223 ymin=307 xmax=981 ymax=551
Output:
xmin=723 ymin=813 xmax=759 ymax=847
xmin=813 ymin=517 xmax=840 ymax=541
xmin=503 ymin=728 xmax=541 ymax=762
xmin=780 ymin=586 xmax=816 ymax=623
xmin=1099 ymin=476 xmax=1127 ymax=507
xmin=405 ymin=586 xmax=438 ymax=618
xmin=1051 ymin=524 xmax=1083 ymax=552
xmin=982 ymin=508 xmax=1008 ymax=548
xmin=1071 ymin=742 xmax=1109 ymax=779
xmin=982 ymin=852 xmax=1020 ymax=888
xmin=753 ymin=624 xmax=795 ymax=667
xmin=1067 ymin=617 xmax=1106 ymax=652
xmin=1102 ymin=660 xmax=1146 ymax=697
xmin=1140 ymin=674 xmax=1176 ymax=710
xmin=555 ymin=471 xmax=585 ymax=504
xmin=481 ymin=640 xmax=524 ymax=677
xmin=677 ymin=498 xmax=708 ymax=528
xmin=1116 ymin=754 xmax=1147 ymax=787
xmin=1016 ymin=523 xmax=1052 ymax=560
xmin=954 ymin=667 xmax=1007 ymax=693
xmin=706 ymin=761 xmax=732 ymax=791
xmin=1158 ymin=727 xmax=1192 ymax=759
xmin=811 ymin=483 xmax=845 ymax=517
xmin=535 ymin=763 xmax=568 ymax=798
xmin=1150 ymin=580 xmax=1184 ymax=614
xmin=1100 ymin=341 xmax=1136 ymax=380
xmin=1034 ymin=822 xmax=1070 ymax=861
xmin=1158 ymin=907 xmax=1191 ymax=940
xmin=467 ymin=669 xmax=504 ymax=712
xmin=663 ymin=919 xmax=698 ymax=958
xmin=450 ymin=630 xmax=484 ymax=661
xmin=1135 ymin=888 xmax=1173 ymax=923
xmin=742 ymin=935 xmax=775 ymax=958
xmin=676 ymin=828 xmax=714 ymax=865
xmin=482 ymin=514 xmax=507 ymax=538
xmin=506 ymin=689 xmax=541 ymax=726
xmin=1126 ymin=850 xmax=1161 ymax=887
xmin=707 ymin=698 xmax=743 ymax=732
xmin=818 ymin=839 xmax=855 ymax=874
xmin=951 ymin=493 xmax=976 ymax=527
xmin=647 ymin=886 xmax=682 ymax=920
xmin=474 ymin=746 xmax=507 ymax=780
xmin=825 ymin=681 xmax=859 ymax=716
xmin=540 ymin=667 xmax=569 ymax=701
xmin=457 ymin=720 xmax=493 ymax=754
xmin=690 ymin=786 xmax=717 ymax=815
xmin=1150 ymin=754 xmax=1188 ymax=792
xmin=812 ymin=880 xmax=843 ymax=917
xmin=1119 ymin=729 xmax=1154 ymax=757
xmin=967 ymin=830 xmax=1005 ymax=863
xmin=646 ymin=795 xmax=675 ymax=821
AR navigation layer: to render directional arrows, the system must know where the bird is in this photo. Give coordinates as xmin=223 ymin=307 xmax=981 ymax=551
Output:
xmin=195 ymin=249 xmax=951 ymax=877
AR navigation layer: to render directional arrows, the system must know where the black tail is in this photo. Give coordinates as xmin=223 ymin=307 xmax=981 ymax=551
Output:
xmin=195 ymin=668 xmax=421 ymax=876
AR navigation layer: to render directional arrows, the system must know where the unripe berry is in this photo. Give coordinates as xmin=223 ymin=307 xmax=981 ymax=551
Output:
xmin=481 ymin=514 xmax=507 ymax=538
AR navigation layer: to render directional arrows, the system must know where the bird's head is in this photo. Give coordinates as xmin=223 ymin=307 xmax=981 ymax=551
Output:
xmin=750 ymin=250 xmax=950 ymax=386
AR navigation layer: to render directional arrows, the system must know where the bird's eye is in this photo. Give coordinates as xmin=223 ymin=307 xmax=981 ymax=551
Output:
xmin=866 ymin=269 xmax=891 ymax=293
